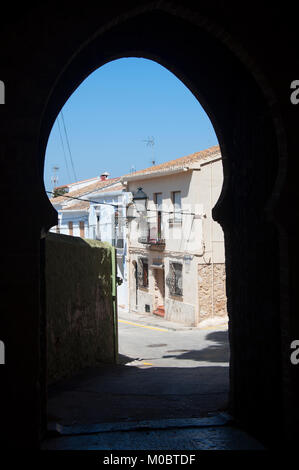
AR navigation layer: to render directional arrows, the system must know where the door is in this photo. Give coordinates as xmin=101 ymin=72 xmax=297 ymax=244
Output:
xmin=153 ymin=268 xmax=165 ymax=316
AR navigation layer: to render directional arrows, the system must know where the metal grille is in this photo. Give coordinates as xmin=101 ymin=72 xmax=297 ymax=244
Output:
xmin=166 ymin=262 xmax=183 ymax=296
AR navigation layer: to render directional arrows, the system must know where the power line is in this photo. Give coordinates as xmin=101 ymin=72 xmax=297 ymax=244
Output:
xmin=48 ymin=191 xmax=203 ymax=217
xmin=60 ymin=110 xmax=78 ymax=182
xmin=47 ymin=191 xmax=120 ymax=207
xmin=57 ymin=116 xmax=72 ymax=182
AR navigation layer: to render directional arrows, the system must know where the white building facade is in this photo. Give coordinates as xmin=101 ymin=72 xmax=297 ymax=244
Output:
xmin=122 ymin=145 xmax=227 ymax=326
xmin=50 ymin=175 xmax=129 ymax=310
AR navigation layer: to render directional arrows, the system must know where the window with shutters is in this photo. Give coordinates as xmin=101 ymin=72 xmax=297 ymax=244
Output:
xmin=166 ymin=262 xmax=183 ymax=296
xmin=137 ymin=257 xmax=149 ymax=288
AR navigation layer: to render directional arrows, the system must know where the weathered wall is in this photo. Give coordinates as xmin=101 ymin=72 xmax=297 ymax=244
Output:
xmin=198 ymin=263 xmax=227 ymax=322
xmin=45 ymin=232 xmax=116 ymax=384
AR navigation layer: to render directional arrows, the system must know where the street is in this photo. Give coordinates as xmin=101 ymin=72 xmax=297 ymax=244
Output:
xmin=118 ymin=316 xmax=229 ymax=369
xmin=47 ymin=312 xmax=230 ymax=428
xmin=43 ymin=314 xmax=267 ymax=450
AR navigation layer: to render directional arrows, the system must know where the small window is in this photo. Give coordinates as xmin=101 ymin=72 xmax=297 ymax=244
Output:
xmin=96 ymin=213 xmax=101 ymax=240
xmin=167 ymin=262 xmax=183 ymax=296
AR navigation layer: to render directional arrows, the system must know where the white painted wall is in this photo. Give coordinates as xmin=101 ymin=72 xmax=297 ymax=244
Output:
xmin=126 ymin=156 xmax=225 ymax=325
xmin=87 ymin=190 xmax=130 ymax=310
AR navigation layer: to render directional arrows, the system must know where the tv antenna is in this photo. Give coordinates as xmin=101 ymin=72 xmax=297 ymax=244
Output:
xmin=143 ymin=136 xmax=156 ymax=165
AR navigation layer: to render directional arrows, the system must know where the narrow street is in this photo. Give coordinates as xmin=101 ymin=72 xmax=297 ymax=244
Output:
xmin=118 ymin=315 xmax=229 ymax=369
xmin=43 ymin=312 xmax=265 ymax=450
xmin=47 ymin=311 xmax=229 ymax=427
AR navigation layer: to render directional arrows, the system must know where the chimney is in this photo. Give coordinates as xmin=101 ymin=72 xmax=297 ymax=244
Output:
xmin=100 ymin=171 xmax=110 ymax=181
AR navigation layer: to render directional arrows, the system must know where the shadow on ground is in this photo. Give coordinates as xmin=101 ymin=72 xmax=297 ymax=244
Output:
xmin=163 ymin=331 xmax=229 ymax=363
xmin=47 ymin=362 xmax=229 ymax=426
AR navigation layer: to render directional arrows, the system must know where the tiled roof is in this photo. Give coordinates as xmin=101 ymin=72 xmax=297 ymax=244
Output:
xmin=50 ymin=177 xmax=120 ymax=205
xmin=90 ymin=183 xmax=125 ymax=194
xmin=122 ymin=145 xmax=220 ymax=179
xmin=54 ymin=176 xmax=99 ymax=190
xmin=61 ymin=201 xmax=90 ymax=211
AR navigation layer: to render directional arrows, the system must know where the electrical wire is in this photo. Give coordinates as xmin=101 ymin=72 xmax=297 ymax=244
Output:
xmin=60 ymin=110 xmax=78 ymax=182
xmin=48 ymin=191 xmax=203 ymax=217
xmin=57 ymin=116 xmax=72 ymax=182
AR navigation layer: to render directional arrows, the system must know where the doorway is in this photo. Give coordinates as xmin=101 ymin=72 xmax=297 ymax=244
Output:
xmin=153 ymin=267 xmax=165 ymax=316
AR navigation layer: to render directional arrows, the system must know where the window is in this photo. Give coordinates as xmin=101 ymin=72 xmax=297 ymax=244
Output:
xmin=96 ymin=212 xmax=101 ymax=240
xmin=171 ymin=191 xmax=182 ymax=223
xmin=68 ymin=221 xmax=73 ymax=236
xmin=167 ymin=262 xmax=183 ymax=296
xmin=55 ymin=224 xmax=60 ymax=234
xmin=79 ymin=221 xmax=85 ymax=238
xmin=154 ymin=193 xmax=163 ymax=239
xmin=137 ymin=257 xmax=149 ymax=288
xmin=113 ymin=207 xmax=124 ymax=248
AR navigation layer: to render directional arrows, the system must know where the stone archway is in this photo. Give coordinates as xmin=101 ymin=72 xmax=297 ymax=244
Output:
xmin=0 ymin=3 xmax=291 ymax=449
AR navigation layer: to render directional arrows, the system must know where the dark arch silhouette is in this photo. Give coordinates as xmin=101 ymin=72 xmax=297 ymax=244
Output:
xmin=1 ymin=3 xmax=295 ymax=451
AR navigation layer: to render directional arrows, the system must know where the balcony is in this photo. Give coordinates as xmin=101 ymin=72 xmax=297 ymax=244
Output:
xmin=138 ymin=225 xmax=165 ymax=250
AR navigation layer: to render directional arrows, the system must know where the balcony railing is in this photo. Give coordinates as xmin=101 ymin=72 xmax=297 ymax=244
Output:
xmin=138 ymin=225 xmax=165 ymax=248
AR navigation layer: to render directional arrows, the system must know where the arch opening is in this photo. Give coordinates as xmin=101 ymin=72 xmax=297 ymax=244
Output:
xmin=39 ymin=7 xmax=284 ymax=449
xmin=44 ymin=56 xmax=230 ymax=432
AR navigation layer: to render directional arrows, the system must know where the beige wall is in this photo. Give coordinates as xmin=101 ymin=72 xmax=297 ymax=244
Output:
xmin=126 ymin=155 xmax=226 ymax=325
xmin=192 ymin=157 xmax=225 ymax=264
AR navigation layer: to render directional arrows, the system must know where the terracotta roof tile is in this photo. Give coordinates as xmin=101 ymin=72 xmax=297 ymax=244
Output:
xmin=93 ymin=183 xmax=125 ymax=194
xmin=54 ymin=176 xmax=99 ymax=190
xmin=61 ymin=201 xmax=90 ymax=211
xmin=122 ymin=145 xmax=220 ymax=178
xmin=50 ymin=177 xmax=120 ymax=205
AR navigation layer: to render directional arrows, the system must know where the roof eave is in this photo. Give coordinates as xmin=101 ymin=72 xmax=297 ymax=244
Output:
xmin=121 ymin=166 xmax=191 ymax=183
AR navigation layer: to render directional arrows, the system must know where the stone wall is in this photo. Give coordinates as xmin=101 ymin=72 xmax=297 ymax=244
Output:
xmin=45 ymin=232 xmax=116 ymax=384
xmin=198 ymin=263 xmax=227 ymax=322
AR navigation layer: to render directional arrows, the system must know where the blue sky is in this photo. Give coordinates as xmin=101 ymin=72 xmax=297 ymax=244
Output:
xmin=44 ymin=57 xmax=218 ymax=191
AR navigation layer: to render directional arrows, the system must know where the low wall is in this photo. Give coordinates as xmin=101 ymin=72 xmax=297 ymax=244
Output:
xmin=45 ymin=232 xmax=117 ymax=384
